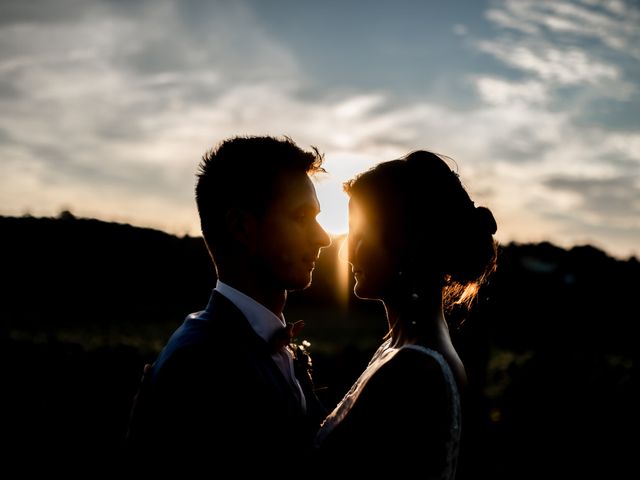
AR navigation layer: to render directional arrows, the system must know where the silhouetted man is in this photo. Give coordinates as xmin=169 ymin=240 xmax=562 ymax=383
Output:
xmin=125 ymin=135 xmax=331 ymax=475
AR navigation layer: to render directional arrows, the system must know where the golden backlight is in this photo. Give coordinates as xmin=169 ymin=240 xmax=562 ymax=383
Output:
xmin=336 ymin=235 xmax=351 ymax=306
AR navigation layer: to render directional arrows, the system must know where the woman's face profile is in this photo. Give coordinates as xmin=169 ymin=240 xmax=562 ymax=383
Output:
xmin=347 ymin=197 xmax=398 ymax=300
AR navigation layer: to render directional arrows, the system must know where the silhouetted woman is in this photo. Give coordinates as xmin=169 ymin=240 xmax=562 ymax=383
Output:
xmin=315 ymin=151 xmax=498 ymax=478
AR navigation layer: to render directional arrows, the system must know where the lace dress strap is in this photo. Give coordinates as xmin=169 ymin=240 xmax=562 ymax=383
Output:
xmin=401 ymin=344 xmax=462 ymax=480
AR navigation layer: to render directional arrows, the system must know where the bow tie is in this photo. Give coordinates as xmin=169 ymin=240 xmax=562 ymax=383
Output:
xmin=271 ymin=320 xmax=305 ymax=351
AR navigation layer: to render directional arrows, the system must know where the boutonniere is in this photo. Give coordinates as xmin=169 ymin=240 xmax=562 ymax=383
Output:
xmin=272 ymin=320 xmax=314 ymax=375
xmin=289 ymin=338 xmax=313 ymax=371
xmin=285 ymin=320 xmax=313 ymax=374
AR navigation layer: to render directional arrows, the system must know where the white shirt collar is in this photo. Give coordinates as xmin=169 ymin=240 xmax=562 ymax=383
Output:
xmin=214 ymin=280 xmax=286 ymax=343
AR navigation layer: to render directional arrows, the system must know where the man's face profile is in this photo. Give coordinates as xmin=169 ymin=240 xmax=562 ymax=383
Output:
xmin=255 ymin=171 xmax=331 ymax=291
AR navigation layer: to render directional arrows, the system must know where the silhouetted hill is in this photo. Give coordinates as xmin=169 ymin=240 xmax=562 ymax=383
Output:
xmin=1 ymin=213 xmax=216 ymax=350
xmin=3 ymin=213 xmax=637 ymax=354
xmin=483 ymin=240 xmax=639 ymax=356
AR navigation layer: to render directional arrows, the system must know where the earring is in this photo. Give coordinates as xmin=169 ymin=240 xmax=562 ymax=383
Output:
xmin=398 ymin=270 xmax=420 ymax=300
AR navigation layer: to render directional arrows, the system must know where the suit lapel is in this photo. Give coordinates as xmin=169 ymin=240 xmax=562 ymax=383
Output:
xmin=206 ymin=291 xmax=309 ymax=414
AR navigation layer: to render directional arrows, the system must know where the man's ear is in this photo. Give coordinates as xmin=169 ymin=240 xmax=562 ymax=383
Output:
xmin=225 ymin=207 xmax=258 ymax=252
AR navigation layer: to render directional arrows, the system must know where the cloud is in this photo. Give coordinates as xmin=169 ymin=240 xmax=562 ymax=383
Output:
xmin=545 ymin=174 xmax=640 ymax=227
xmin=0 ymin=0 xmax=638 ymax=259
xmin=0 ymin=6 xmax=296 ymax=169
xmin=478 ymin=41 xmax=620 ymax=86
xmin=486 ymin=0 xmax=640 ymax=58
xmin=473 ymin=76 xmax=549 ymax=105
xmin=481 ymin=0 xmax=639 ymax=104
xmin=461 ymin=0 xmax=640 ymax=257
xmin=0 ymin=0 xmax=305 ymax=233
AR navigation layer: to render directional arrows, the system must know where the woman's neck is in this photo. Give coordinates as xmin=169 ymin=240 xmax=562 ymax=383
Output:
xmin=384 ymin=288 xmax=449 ymax=348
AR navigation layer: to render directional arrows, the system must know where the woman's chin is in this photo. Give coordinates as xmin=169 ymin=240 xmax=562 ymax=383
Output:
xmin=353 ymin=284 xmax=371 ymax=300
xmin=354 ymin=282 xmax=385 ymax=301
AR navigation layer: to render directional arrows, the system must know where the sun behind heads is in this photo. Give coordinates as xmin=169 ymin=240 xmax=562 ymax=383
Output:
xmin=315 ymin=190 xmax=348 ymax=237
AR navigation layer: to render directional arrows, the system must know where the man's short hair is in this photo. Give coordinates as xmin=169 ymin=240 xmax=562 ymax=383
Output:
xmin=195 ymin=135 xmax=325 ymax=259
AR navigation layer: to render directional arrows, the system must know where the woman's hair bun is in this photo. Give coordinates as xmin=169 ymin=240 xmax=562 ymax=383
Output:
xmin=475 ymin=206 xmax=497 ymax=235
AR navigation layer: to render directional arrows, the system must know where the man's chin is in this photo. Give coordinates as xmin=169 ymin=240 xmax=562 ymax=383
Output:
xmin=286 ymin=275 xmax=313 ymax=292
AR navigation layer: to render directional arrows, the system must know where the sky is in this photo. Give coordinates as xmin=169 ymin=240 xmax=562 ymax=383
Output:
xmin=0 ymin=0 xmax=638 ymax=260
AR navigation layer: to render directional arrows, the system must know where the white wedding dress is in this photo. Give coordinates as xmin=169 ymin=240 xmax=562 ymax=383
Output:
xmin=316 ymin=339 xmax=461 ymax=479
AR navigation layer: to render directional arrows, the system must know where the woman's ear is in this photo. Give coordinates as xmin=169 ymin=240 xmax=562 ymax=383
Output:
xmin=225 ymin=207 xmax=258 ymax=253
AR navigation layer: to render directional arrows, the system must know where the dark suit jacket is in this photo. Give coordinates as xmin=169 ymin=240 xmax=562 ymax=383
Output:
xmin=125 ymin=290 xmax=326 ymax=475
